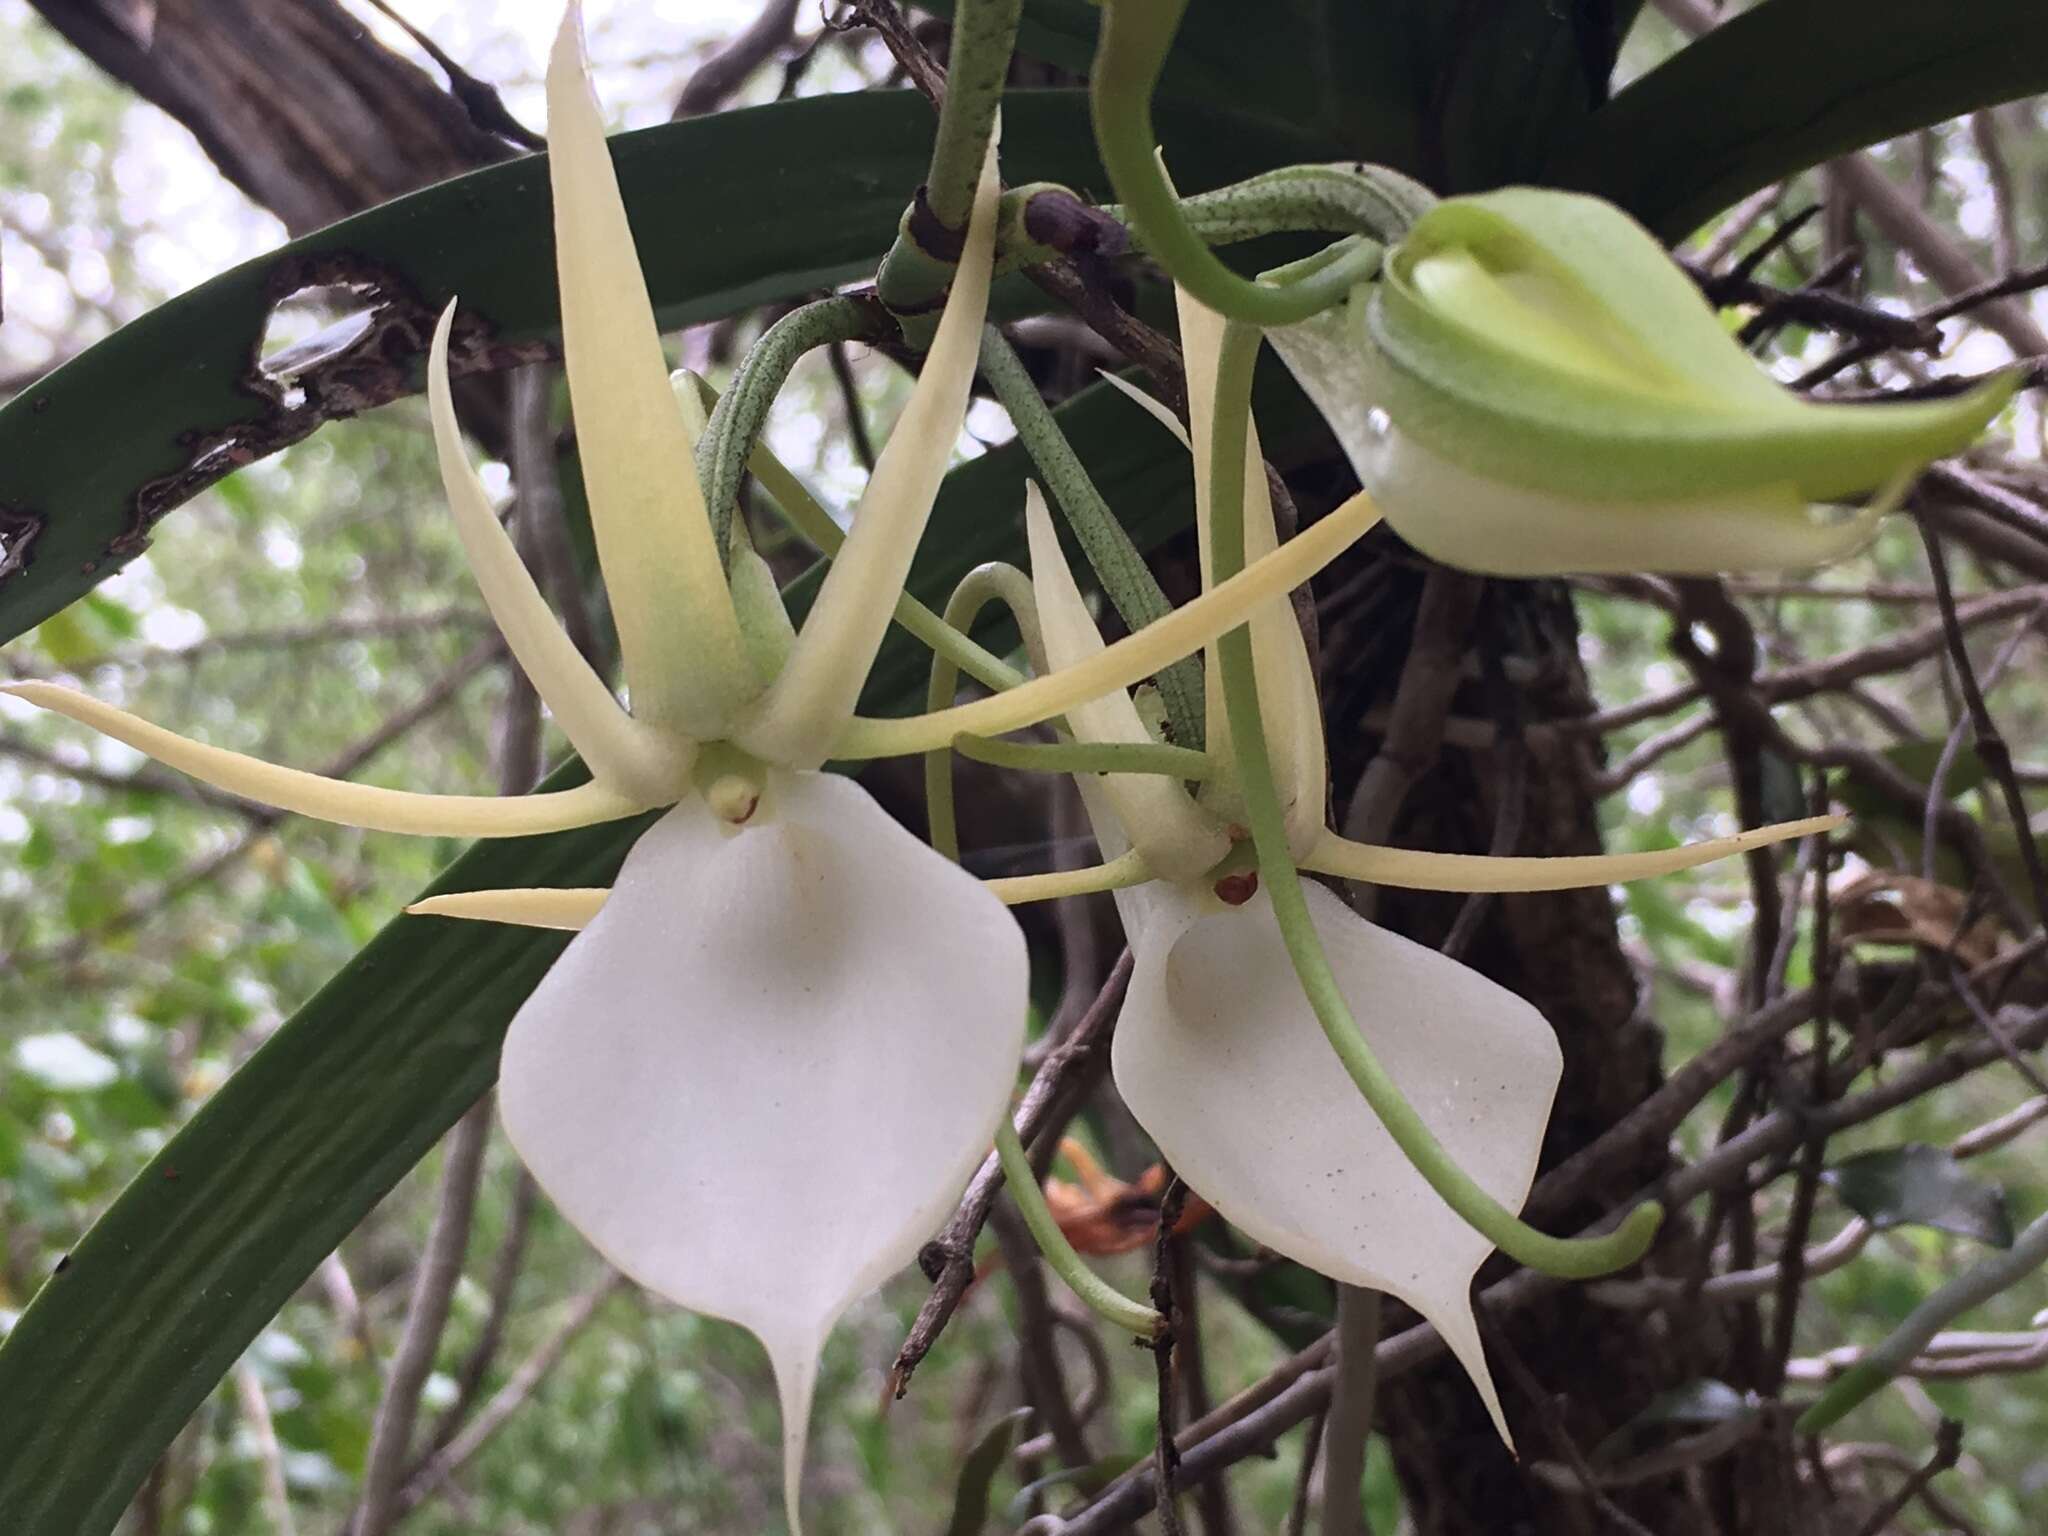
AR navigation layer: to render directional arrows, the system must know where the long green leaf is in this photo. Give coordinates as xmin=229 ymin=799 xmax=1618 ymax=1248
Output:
xmin=0 ymin=87 xmax=1303 ymax=647
xmin=1549 ymin=0 xmax=2048 ymax=239
xmin=982 ymin=0 xmax=1639 ymax=189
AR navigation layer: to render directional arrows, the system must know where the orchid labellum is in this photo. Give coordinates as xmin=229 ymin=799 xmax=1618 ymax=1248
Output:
xmin=2 ymin=10 xmax=1037 ymax=1524
xmin=1022 ymin=284 xmax=1838 ymax=1443
xmin=1268 ymin=187 xmax=2015 ymax=575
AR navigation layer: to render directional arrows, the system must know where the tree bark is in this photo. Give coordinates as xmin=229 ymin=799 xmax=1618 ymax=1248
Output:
xmin=1331 ymin=570 xmax=1723 ymax=1535
xmin=28 ymin=0 xmax=509 ymax=234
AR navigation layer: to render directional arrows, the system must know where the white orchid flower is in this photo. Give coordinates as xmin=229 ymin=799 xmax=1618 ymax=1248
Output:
xmin=1268 ymin=187 xmax=2015 ymax=575
xmin=1029 ymin=285 xmax=1838 ymax=1444
xmin=2 ymin=11 xmax=1033 ymax=1525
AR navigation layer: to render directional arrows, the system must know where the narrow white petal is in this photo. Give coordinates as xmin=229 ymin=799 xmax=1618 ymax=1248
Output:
xmin=428 ymin=304 xmax=695 ymax=801
xmin=1176 ymin=286 xmax=1327 ymax=847
xmin=1096 ymin=368 xmax=1191 ymax=448
xmin=738 ymin=129 xmax=1004 ymax=768
xmin=0 ymin=682 xmax=645 ymax=835
xmin=496 ymin=770 xmax=1028 ymax=1529
xmin=408 ymin=888 xmax=609 ymax=929
xmin=546 ymin=4 xmax=747 ymax=734
xmin=1369 ymin=425 xmax=1884 ymax=576
xmin=831 ymin=489 xmax=1383 ymax=760
xmin=1305 ymin=815 xmax=1842 ymax=892
xmin=1114 ymin=881 xmax=1561 ymax=1446
xmin=1025 ymin=483 xmax=1229 ymax=880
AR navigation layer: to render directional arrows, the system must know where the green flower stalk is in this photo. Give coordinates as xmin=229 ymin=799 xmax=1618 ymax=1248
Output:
xmin=1269 ymin=188 xmax=2016 ymax=575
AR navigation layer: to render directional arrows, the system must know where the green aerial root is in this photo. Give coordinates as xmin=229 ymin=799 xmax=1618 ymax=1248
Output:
xmin=1088 ymin=0 xmax=1383 ymax=326
xmin=952 ymin=732 xmax=1210 ymax=780
xmin=994 ymin=1120 xmax=1165 ymax=1339
xmin=923 ymin=565 xmax=1042 ymax=862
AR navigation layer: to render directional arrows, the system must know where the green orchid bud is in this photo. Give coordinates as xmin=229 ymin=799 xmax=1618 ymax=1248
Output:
xmin=1272 ymin=187 xmax=2015 ymax=575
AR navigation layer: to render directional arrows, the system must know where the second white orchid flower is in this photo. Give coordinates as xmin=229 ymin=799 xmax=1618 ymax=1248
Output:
xmin=1019 ymin=283 xmax=1837 ymax=1444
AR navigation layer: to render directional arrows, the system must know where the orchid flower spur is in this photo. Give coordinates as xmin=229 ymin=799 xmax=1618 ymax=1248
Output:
xmin=1 ymin=11 xmax=1028 ymax=1526
xmin=1266 ymin=187 xmax=2016 ymax=575
xmin=1021 ymin=284 xmax=1840 ymax=1445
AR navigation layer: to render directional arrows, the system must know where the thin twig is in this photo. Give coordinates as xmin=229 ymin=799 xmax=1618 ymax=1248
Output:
xmin=1847 ymin=1420 xmax=1962 ymax=1536
xmin=891 ymin=950 xmax=1134 ymax=1396
xmin=421 ymin=1170 xmax=538 ymax=1457
xmin=1318 ymin=1287 xmax=1380 ymax=1536
xmin=1149 ymin=1175 xmax=1191 ymax=1536
xmin=397 ymin=1273 xmax=626 ymax=1515
xmin=352 ymin=1097 xmax=495 ymax=1536
xmin=673 ymin=0 xmax=802 ymax=118
xmin=1917 ymin=516 xmax=2048 ymax=928
xmin=235 ymin=1364 xmax=297 ymax=1536
xmin=1282 ymin=1408 xmax=1327 ymax=1536
xmin=989 ymin=1200 xmax=1095 ymax=1471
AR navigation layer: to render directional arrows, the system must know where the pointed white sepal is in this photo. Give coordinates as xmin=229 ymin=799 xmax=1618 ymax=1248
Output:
xmin=1113 ymin=879 xmax=1561 ymax=1447
xmin=738 ymin=127 xmax=1005 ymax=768
xmin=1024 ymin=483 xmax=1229 ymax=881
xmin=408 ymin=887 xmax=609 ymax=929
xmin=546 ymin=3 xmax=748 ymax=735
xmin=495 ymin=769 xmax=1028 ymax=1532
xmin=1305 ymin=815 xmax=1842 ymax=891
xmin=831 ymin=488 xmax=1383 ymax=760
xmin=0 ymin=682 xmax=644 ymax=836
xmin=427 ymin=304 xmax=695 ymax=802
xmin=1173 ymin=288 xmax=1327 ymax=852
xmin=1095 ymin=368 xmax=1190 ymax=448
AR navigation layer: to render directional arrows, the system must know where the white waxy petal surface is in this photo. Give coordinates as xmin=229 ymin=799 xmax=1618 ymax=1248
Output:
xmin=1113 ymin=878 xmax=1561 ymax=1445
xmin=1367 ymin=424 xmax=1885 ymax=576
xmin=496 ymin=770 xmax=1028 ymax=1530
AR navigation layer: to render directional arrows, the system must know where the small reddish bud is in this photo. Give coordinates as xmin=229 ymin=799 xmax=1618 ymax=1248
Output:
xmin=1213 ymin=871 xmax=1259 ymax=906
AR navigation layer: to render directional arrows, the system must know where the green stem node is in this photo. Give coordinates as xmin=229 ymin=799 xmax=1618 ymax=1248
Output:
xmin=875 ymin=0 xmax=1023 ymax=341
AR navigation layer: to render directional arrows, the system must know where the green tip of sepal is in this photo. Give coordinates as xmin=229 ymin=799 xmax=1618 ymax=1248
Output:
xmin=729 ymin=542 xmax=797 ymax=690
xmin=1789 ymin=367 xmax=2017 ymax=502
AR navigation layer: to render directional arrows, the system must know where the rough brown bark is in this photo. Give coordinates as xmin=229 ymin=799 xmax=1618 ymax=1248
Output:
xmin=1330 ymin=569 xmax=1723 ymax=1536
xmin=28 ymin=0 xmax=509 ymax=234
